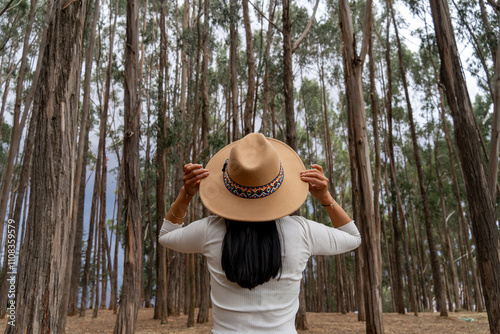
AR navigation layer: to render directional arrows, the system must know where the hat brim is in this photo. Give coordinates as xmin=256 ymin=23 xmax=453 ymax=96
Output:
xmin=199 ymin=137 xmax=309 ymax=222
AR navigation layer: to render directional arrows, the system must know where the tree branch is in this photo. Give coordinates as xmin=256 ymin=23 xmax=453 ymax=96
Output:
xmin=248 ymin=0 xmax=282 ymax=34
xmin=359 ymin=0 xmax=373 ymax=62
xmin=291 ymin=0 xmax=320 ymax=53
xmin=0 ymin=0 xmax=15 ymax=17
xmin=487 ymin=0 xmax=500 ymax=13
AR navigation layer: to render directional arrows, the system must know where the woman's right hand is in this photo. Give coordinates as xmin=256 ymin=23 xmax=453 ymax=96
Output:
xmin=183 ymin=163 xmax=209 ymax=196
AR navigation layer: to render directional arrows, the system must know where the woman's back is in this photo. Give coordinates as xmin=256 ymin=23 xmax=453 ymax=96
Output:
xmin=160 ymin=215 xmax=361 ymax=333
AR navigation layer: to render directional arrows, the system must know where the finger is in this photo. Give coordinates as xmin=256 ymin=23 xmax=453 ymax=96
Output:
xmin=183 ymin=169 xmax=209 ymax=184
xmin=300 ymin=175 xmax=328 ymax=188
xmin=184 ymin=163 xmax=203 ymax=173
xmin=301 ymin=169 xmax=328 ymax=181
xmin=310 ymin=164 xmax=324 ymax=172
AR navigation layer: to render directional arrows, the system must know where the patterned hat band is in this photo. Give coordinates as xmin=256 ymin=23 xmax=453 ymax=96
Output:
xmin=222 ymin=159 xmax=284 ymax=199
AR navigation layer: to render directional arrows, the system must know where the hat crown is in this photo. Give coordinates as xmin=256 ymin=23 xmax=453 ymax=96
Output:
xmin=228 ymin=133 xmax=280 ymax=187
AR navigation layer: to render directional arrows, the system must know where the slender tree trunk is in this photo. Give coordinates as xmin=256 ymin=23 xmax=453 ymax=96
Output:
xmin=105 ymin=0 xmax=120 ymax=313
xmin=230 ymin=0 xmax=239 ymax=142
xmin=339 ymin=1 xmax=383 ymax=333
xmin=154 ymin=0 xmax=168 ymax=324
xmin=197 ymin=0 xmax=211 ymax=323
xmin=0 ymin=85 xmax=37 ymax=320
xmin=0 ymin=0 xmax=37 ymax=238
xmin=67 ymin=129 xmax=89 ymax=316
xmin=434 ymin=144 xmax=460 ymax=311
xmin=92 ymin=224 xmax=101 ymax=318
xmin=392 ymin=3 xmax=448 ymax=316
xmin=71 ymin=0 xmax=101 ymax=317
xmin=113 ymin=0 xmax=142 ymax=330
xmin=5 ymin=0 xmax=87 ymax=331
xmin=429 ymin=48 xmax=476 ymax=311
xmin=283 ymin=0 xmax=296 ymax=151
xmin=261 ymin=0 xmax=275 ymax=136
xmin=0 ymin=0 xmax=38 ymax=319
xmin=487 ymin=8 xmax=500 ymax=199
xmin=242 ymin=0 xmax=255 ymax=135
xmin=384 ymin=7 xmax=405 ymax=314
xmin=429 ymin=0 xmax=500 ymax=330
xmin=368 ymin=13 xmax=382 ymax=317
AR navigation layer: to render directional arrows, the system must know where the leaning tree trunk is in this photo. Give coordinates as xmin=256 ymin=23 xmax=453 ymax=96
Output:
xmin=392 ymin=3 xmax=448 ymax=316
xmin=4 ymin=0 xmax=86 ymax=331
xmin=429 ymin=0 xmax=500 ymax=331
xmin=0 ymin=0 xmax=38 ymax=318
xmin=68 ymin=0 xmax=100 ymax=316
xmin=338 ymin=0 xmax=384 ymax=333
xmin=113 ymin=0 xmax=142 ymax=331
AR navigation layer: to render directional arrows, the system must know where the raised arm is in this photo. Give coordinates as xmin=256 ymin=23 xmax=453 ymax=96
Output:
xmin=300 ymin=164 xmax=352 ymax=228
xmin=165 ymin=163 xmax=209 ymax=225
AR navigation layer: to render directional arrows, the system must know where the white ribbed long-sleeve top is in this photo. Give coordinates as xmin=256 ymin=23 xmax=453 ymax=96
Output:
xmin=158 ymin=215 xmax=361 ymax=334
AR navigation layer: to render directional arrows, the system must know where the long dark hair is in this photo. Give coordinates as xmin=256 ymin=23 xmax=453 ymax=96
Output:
xmin=221 ymin=219 xmax=282 ymax=290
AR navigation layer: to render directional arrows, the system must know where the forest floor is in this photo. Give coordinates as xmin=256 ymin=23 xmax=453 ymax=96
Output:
xmin=2 ymin=308 xmax=486 ymax=333
xmin=0 ymin=308 xmax=489 ymax=333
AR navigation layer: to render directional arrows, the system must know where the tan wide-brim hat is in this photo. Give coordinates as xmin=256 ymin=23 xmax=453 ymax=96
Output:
xmin=199 ymin=133 xmax=309 ymax=221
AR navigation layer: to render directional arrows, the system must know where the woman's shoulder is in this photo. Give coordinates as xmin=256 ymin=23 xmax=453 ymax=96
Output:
xmin=279 ymin=215 xmax=313 ymax=226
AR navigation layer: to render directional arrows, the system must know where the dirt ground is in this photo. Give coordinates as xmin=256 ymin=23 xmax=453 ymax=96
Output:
xmin=1 ymin=308 xmax=490 ymax=333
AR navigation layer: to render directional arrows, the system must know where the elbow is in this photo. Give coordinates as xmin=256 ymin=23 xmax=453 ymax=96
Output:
xmin=355 ymin=235 xmax=362 ymax=249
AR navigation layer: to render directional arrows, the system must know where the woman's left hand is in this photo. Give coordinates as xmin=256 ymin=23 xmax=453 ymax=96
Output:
xmin=183 ymin=163 xmax=209 ymax=196
xmin=300 ymin=164 xmax=333 ymax=205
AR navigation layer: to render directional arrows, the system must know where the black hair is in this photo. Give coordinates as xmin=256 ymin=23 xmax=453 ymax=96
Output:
xmin=221 ymin=219 xmax=282 ymax=290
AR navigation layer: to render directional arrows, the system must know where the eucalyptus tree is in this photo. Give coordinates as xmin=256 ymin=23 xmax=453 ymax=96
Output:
xmin=155 ymin=0 xmax=168 ymax=324
xmin=5 ymin=0 xmax=88 ymax=332
xmin=390 ymin=1 xmax=448 ymax=317
xmin=114 ymin=0 xmax=143 ymax=331
xmin=338 ymin=0 xmax=384 ymax=333
xmin=429 ymin=0 xmax=500 ymax=331
xmin=383 ymin=2 xmax=406 ymax=314
xmin=0 ymin=0 xmax=38 ymax=318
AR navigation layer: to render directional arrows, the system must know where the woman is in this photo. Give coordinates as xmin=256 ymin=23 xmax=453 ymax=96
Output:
xmin=159 ymin=133 xmax=361 ymax=333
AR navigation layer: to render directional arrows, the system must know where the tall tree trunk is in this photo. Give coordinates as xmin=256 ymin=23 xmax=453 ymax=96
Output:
xmin=0 ymin=0 xmax=37 ymax=238
xmin=434 ymin=144 xmax=460 ymax=311
xmin=0 ymin=87 xmax=37 ymax=320
xmin=384 ymin=5 xmax=405 ymax=314
xmin=487 ymin=3 xmax=500 ymax=199
xmin=104 ymin=0 xmax=120 ymax=313
xmin=283 ymin=0 xmax=296 ymax=151
xmin=429 ymin=47 xmax=477 ymax=311
xmin=92 ymin=223 xmax=101 ymax=318
xmin=242 ymin=0 xmax=255 ymax=135
xmin=154 ymin=0 xmax=168 ymax=324
xmin=429 ymin=0 xmax=500 ymax=331
xmin=261 ymin=0 xmax=275 ymax=136
xmin=67 ymin=128 xmax=89 ymax=316
xmin=368 ymin=12 xmax=382 ymax=317
xmin=70 ymin=0 xmax=101 ymax=317
xmin=392 ymin=3 xmax=448 ymax=316
xmin=0 ymin=0 xmax=38 ymax=318
xmin=229 ymin=0 xmax=239 ymax=142
xmin=113 ymin=0 xmax=142 ymax=330
xmin=5 ymin=0 xmax=87 ymax=331
xmin=143 ymin=85 xmax=154 ymax=309
xmin=197 ymin=0 xmax=211 ymax=323
xmin=338 ymin=1 xmax=384 ymax=333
